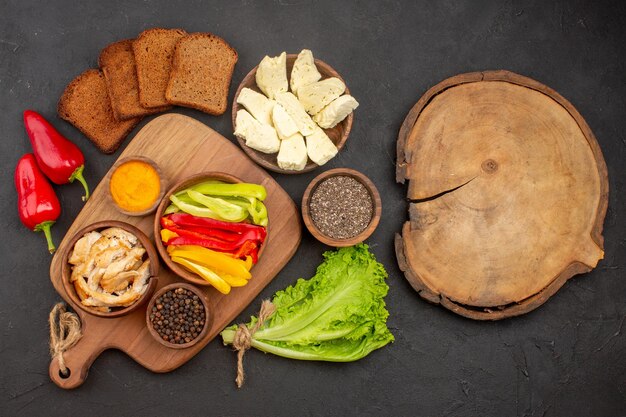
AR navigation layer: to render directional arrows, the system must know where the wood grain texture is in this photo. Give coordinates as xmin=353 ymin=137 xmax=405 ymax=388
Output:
xmin=301 ymin=168 xmax=381 ymax=247
xmin=396 ymin=71 xmax=609 ymax=320
xmin=232 ymin=54 xmax=353 ymax=174
xmin=48 ymin=114 xmax=301 ymax=388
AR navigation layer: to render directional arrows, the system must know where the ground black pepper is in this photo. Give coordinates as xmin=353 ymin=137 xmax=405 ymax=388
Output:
xmin=309 ymin=175 xmax=373 ymax=239
xmin=149 ymin=288 xmax=206 ymax=345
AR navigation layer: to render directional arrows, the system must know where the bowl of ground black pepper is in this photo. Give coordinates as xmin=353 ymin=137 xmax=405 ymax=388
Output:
xmin=146 ymin=283 xmax=211 ymax=349
xmin=302 ymin=168 xmax=382 ymax=247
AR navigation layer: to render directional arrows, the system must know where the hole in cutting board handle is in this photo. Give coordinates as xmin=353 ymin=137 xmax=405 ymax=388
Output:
xmin=59 ymin=368 xmax=71 ymax=379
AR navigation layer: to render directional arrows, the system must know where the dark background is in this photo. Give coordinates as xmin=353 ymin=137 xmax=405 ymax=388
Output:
xmin=1 ymin=1 xmax=625 ymax=416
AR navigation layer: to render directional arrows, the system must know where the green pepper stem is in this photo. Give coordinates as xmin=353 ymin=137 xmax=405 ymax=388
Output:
xmin=69 ymin=165 xmax=90 ymax=202
xmin=35 ymin=221 xmax=56 ymax=254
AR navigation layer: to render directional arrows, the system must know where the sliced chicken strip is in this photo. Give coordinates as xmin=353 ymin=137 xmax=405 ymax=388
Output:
xmin=68 ymin=231 xmax=102 ymax=265
xmin=73 ymin=278 xmax=89 ymax=300
xmin=79 ymin=260 xmax=152 ymax=308
xmin=101 ymin=247 xmax=145 ymax=282
xmin=132 ymin=260 xmax=151 ymax=292
xmin=100 ymin=270 xmax=139 ymax=293
xmin=87 ymin=267 xmax=106 ymax=291
xmin=79 ymin=277 xmax=142 ymax=307
xmin=100 ymin=227 xmax=139 ymax=247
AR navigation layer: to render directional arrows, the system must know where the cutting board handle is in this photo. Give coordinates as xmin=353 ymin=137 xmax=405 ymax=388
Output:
xmin=48 ymin=317 xmax=106 ymax=389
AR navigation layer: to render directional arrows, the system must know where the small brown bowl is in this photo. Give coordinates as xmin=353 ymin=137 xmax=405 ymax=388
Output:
xmin=145 ymin=283 xmax=211 ymax=349
xmin=301 ymin=168 xmax=382 ymax=247
xmin=154 ymin=172 xmax=268 ymax=286
xmin=61 ymin=221 xmax=159 ymax=318
xmin=107 ymin=156 xmax=167 ymax=217
xmin=232 ymin=53 xmax=354 ymax=174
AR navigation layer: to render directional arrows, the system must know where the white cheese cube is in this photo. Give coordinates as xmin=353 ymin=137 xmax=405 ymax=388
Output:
xmin=297 ymin=77 xmax=346 ymax=115
xmin=234 ymin=109 xmax=256 ymax=138
xmin=275 ymin=92 xmax=317 ymax=136
xmin=255 ymin=52 xmax=288 ymax=99
xmin=305 ymin=127 xmax=338 ymax=166
xmin=313 ymin=95 xmax=359 ymax=129
xmin=234 ymin=109 xmax=280 ymax=154
xmin=290 ymin=49 xmax=322 ymax=95
xmin=236 ymin=88 xmax=275 ymax=126
xmin=277 ymin=133 xmax=308 ymax=171
xmin=272 ymin=103 xmax=299 ymax=140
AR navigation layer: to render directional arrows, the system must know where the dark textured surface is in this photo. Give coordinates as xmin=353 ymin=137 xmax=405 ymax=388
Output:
xmin=1 ymin=1 xmax=625 ymax=416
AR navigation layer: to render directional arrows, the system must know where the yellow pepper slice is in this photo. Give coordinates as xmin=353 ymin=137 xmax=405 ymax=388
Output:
xmin=219 ymin=273 xmax=249 ymax=287
xmin=171 ymin=256 xmax=231 ymax=294
xmin=243 ymin=256 xmax=253 ymax=271
xmin=167 ymin=245 xmax=251 ymax=279
xmin=160 ymin=229 xmax=179 ymax=243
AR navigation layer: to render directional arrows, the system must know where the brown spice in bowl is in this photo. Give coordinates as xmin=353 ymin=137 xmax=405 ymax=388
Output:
xmin=309 ymin=175 xmax=373 ymax=239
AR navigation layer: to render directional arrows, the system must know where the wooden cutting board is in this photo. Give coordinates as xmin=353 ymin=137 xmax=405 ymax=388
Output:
xmin=48 ymin=114 xmax=302 ymax=388
xmin=395 ymin=71 xmax=608 ymax=320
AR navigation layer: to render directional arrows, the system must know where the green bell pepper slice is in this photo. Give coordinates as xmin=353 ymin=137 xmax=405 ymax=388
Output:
xmin=189 ymin=182 xmax=267 ymax=201
xmin=170 ymin=195 xmax=229 ymax=221
xmin=187 ymin=190 xmax=248 ymax=222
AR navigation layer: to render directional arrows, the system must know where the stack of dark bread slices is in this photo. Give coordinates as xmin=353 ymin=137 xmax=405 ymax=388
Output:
xmin=58 ymin=28 xmax=238 ymax=153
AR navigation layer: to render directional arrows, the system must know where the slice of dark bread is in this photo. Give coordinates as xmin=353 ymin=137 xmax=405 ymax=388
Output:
xmin=165 ymin=33 xmax=238 ymax=115
xmin=99 ymin=39 xmax=171 ymax=120
xmin=58 ymin=69 xmax=141 ymax=154
xmin=133 ymin=28 xmax=188 ymax=108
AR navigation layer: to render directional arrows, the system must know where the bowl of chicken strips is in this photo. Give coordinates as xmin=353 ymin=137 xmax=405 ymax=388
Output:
xmin=62 ymin=221 xmax=159 ymax=318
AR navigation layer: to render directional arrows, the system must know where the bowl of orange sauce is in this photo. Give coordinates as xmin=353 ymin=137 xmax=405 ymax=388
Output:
xmin=107 ymin=156 xmax=166 ymax=216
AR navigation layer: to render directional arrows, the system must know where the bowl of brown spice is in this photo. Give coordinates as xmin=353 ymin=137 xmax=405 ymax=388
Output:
xmin=301 ymin=168 xmax=381 ymax=247
xmin=146 ymin=283 xmax=211 ymax=349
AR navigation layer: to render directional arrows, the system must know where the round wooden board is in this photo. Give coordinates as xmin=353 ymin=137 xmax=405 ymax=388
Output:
xmin=395 ymin=70 xmax=609 ymax=320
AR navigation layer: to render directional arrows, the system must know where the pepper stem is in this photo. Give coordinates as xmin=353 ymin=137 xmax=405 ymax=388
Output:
xmin=35 ymin=221 xmax=56 ymax=254
xmin=69 ymin=165 xmax=90 ymax=202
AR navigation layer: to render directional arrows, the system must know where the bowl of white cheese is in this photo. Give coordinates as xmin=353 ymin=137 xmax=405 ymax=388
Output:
xmin=232 ymin=50 xmax=358 ymax=174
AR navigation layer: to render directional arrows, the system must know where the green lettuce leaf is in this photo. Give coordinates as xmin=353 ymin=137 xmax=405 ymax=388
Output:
xmin=221 ymin=244 xmax=394 ymax=362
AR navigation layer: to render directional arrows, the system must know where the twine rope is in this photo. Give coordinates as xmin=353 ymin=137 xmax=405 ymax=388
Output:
xmin=49 ymin=302 xmax=82 ymax=376
xmin=232 ymin=300 xmax=276 ymax=388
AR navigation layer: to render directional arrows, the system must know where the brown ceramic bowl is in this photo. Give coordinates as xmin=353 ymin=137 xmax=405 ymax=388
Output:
xmin=301 ymin=168 xmax=382 ymax=247
xmin=61 ymin=220 xmax=159 ymax=318
xmin=145 ymin=283 xmax=211 ymax=349
xmin=232 ymin=53 xmax=354 ymax=174
xmin=106 ymin=156 xmax=167 ymax=217
xmin=154 ymin=172 xmax=268 ymax=286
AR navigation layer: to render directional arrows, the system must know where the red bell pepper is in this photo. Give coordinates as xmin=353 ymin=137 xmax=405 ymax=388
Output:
xmin=162 ymin=218 xmax=230 ymax=242
xmin=168 ymin=213 xmax=266 ymax=237
xmin=184 ymin=225 xmax=266 ymax=244
xmin=162 ymin=214 xmax=265 ymax=261
xmin=187 ymin=226 xmax=240 ymax=242
xmin=232 ymin=240 xmax=259 ymax=263
xmin=23 ymin=110 xmax=90 ymax=201
xmin=15 ymin=154 xmax=61 ymax=253
xmin=162 ymin=216 xmax=265 ymax=246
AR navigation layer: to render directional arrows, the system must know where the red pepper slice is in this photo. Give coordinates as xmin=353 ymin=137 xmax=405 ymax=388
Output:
xmin=232 ymin=240 xmax=259 ymax=263
xmin=168 ymin=213 xmax=266 ymax=237
xmin=161 ymin=217 xmax=232 ymax=245
xmin=161 ymin=215 xmax=266 ymax=257
xmin=182 ymin=225 xmax=241 ymax=242
xmin=184 ymin=225 xmax=266 ymax=244
xmin=163 ymin=217 xmax=265 ymax=246
xmin=23 ymin=110 xmax=90 ymax=201
xmin=15 ymin=154 xmax=61 ymax=253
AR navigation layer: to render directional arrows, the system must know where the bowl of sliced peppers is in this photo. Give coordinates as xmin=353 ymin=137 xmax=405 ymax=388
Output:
xmin=154 ymin=172 xmax=269 ymax=293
